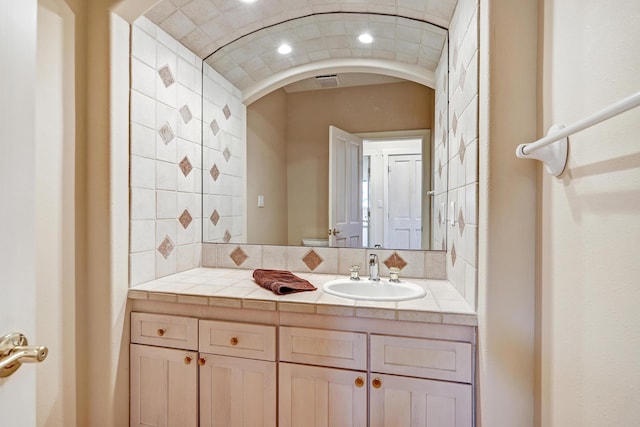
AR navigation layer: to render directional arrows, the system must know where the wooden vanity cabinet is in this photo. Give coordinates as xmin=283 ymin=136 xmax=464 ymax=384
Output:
xmin=130 ymin=310 xmax=475 ymax=427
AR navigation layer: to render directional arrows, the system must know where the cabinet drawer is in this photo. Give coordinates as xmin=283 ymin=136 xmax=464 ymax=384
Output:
xmin=280 ymin=326 xmax=367 ymax=370
xmin=131 ymin=312 xmax=198 ymax=350
xmin=199 ymin=320 xmax=276 ymax=361
xmin=371 ymin=335 xmax=472 ymax=383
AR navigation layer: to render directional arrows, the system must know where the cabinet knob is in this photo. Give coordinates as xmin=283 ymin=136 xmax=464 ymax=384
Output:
xmin=184 ymin=356 xmax=192 ymax=365
xmin=355 ymin=377 xmax=365 ymax=388
xmin=372 ymin=378 xmax=382 ymax=389
xmin=230 ymin=337 xmax=239 ymax=346
xmin=198 ymin=357 xmax=206 ymax=366
xmin=157 ymin=328 xmax=166 ymax=337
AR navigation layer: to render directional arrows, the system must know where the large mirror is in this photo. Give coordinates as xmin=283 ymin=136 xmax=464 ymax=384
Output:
xmin=200 ymin=12 xmax=449 ymax=250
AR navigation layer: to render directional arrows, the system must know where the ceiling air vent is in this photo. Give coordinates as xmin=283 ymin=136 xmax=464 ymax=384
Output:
xmin=315 ymin=74 xmax=339 ymax=88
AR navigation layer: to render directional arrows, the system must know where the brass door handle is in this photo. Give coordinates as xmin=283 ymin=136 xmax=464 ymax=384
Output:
xmin=0 ymin=333 xmax=48 ymax=378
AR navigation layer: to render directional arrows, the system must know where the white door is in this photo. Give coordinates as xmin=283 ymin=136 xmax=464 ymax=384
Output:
xmin=329 ymin=126 xmax=363 ymax=247
xmin=0 ymin=0 xmax=39 ymax=424
xmin=387 ymin=154 xmax=422 ymax=249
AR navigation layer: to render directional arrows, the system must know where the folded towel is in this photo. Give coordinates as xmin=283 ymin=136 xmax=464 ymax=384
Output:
xmin=252 ymin=269 xmax=317 ymax=295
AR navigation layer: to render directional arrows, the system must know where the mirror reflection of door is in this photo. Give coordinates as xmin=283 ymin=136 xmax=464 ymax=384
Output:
xmin=361 ymin=135 xmax=428 ymax=249
xmin=387 ymin=154 xmax=422 ymax=249
xmin=328 ymin=126 xmax=363 ymax=247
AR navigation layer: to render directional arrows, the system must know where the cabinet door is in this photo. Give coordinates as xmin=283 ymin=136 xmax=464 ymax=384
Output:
xmin=199 ymin=353 xmax=276 ymax=427
xmin=370 ymin=374 xmax=472 ymax=427
xmin=279 ymin=363 xmax=367 ymax=427
xmin=130 ymin=344 xmax=198 ymax=427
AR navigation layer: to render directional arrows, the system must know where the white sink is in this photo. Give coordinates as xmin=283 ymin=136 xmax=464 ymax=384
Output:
xmin=322 ymin=278 xmax=427 ymax=302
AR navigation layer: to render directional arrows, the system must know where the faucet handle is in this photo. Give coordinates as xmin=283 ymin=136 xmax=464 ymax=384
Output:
xmin=349 ymin=265 xmax=361 ymax=281
xmin=369 ymin=253 xmax=378 ymax=264
xmin=389 ymin=267 xmax=400 ymax=283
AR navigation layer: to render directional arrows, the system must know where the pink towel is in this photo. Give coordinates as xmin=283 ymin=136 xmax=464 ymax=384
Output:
xmin=252 ymin=269 xmax=317 ymax=295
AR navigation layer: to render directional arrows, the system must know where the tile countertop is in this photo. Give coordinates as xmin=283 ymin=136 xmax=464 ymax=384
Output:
xmin=128 ymin=268 xmax=477 ymax=327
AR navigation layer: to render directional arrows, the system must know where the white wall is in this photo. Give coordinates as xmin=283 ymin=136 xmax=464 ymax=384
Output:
xmin=538 ymin=1 xmax=640 ymax=425
xmin=35 ymin=1 xmax=77 ymax=424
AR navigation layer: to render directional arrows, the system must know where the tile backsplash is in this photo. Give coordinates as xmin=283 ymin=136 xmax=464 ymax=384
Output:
xmin=203 ymin=243 xmax=446 ymax=280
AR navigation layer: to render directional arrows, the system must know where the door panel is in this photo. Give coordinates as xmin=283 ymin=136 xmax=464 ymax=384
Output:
xmin=130 ymin=344 xmax=198 ymax=427
xmin=388 ymin=154 xmax=422 ymax=249
xmin=370 ymin=374 xmax=472 ymax=427
xmin=329 ymin=126 xmax=363 ymax=247
xmin=0 ymin=1 xmax=38 ymax=424
xmin=279 ymin=363 xmax=367 ymax=427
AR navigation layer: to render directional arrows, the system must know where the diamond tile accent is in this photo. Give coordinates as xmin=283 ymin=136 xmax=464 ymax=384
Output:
xmin=302 ymin=250 xmax=323 ymax=271
xmin=179 ymin=156 xmax=193 ymax=177
xmin=458 ymin=209 xmax=465 ymax=236
xmin=179 ymin=209 xmax=193 ymax=229
xmin=229 ymin=246 xmax=248 ymax=266
xmin=451 ymin=112 xmax=458 ymax=135
xmin=459 ymin=136 xmax=466 ymax=165
xmin=158 ymin=65 xmax=175 ymax=88
xmin=459 ymin=65 xmax=467 ymax=90
xmin=158 ymin=122 xmax=175 ymax=145
xmin=223 ymin=147 xmax=231 ymax=162
xmin=383 ymin=252 xmax=408 ymax=270
xmin=157 ymin=236 xmax=175 ymax=259
xmin=223 ymin=230 xmax=231 ymax=243
xmin=210 ymin=119 xmax=220 ymax=136
xmin=438 ymin=110 xmax=443 ymax=127
xmin=451 ymin=243 xmax=457 ymax=266
xmin=438 ymin=209 xmax=442 ymax=226
xmin=210 ymin=209 xmax=220 ymax=225
xmin=222 ymin=104 xmax=231 ymax=120
xmin=179 ymin=105 xmax=193 ymax=124
xmin=438 ymin=160 xmax=443 ymax=179
xmin=210 ymin=164 xmax=220 ymax=181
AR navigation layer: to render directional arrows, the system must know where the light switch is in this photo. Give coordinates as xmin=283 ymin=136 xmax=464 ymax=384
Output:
xmin=258 ymin=195 xmax=265 ymax=208
xmin=449 ymin=201 xmax=456 ymax=226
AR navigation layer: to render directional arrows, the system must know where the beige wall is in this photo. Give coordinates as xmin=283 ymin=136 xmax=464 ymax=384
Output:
xmin=537 ymin=1 xmax=640 ymax=425
xmin=286 ymin=81 xmax=434 ymax=245
xmin=246 ymin=89 xmax=289 ymax=244
xmin=477 ymin=0 xmax=538 ymax=425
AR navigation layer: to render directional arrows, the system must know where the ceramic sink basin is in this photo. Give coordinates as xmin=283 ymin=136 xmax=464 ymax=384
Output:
xmin=322 ymin=278 xmax=427 ymax=302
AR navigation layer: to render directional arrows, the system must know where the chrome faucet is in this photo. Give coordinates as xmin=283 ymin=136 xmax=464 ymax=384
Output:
xmin=369 ymin=254 xmax=380 ymax=281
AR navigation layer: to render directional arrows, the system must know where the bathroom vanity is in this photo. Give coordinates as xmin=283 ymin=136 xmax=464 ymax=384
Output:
xmin=128 ymin=268 xmax=476 ymax=427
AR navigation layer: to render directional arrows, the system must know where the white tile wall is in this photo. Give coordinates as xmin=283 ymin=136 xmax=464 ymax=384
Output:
xmin=445 ymin=0 xmax=479 ymax=309
xmin=201 ymin=62 xmax=246 ymax=244
xmin=129 ymin=17 xmax=203 ymax=285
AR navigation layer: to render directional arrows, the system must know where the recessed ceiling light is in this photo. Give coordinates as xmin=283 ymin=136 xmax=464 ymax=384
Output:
xmin=240 ymin=0 xmax=257 ymax=3
xmin=278 ymin=43 xmax=292 ymax=55
xmin=358 ymin=33 xmax=374 ymax=44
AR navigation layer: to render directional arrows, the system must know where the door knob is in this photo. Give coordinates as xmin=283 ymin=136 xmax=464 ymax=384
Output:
xmin=0 ymin=333 xmax=48 ymax=378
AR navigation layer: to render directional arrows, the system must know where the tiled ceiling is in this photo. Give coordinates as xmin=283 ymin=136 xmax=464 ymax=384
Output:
xmin=144 ymin=0 xmax=455 ymax=92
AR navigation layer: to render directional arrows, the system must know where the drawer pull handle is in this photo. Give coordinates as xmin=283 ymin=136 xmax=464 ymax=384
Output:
xmin=184 ymin=356 xmax=192 ymax=365
xmin=230 ymin=337 xmax=239 ymax=346
xmin=198 ymin=357 xmax=206 ymax=366
xmin=157 ymin=328 xmax=166 ymax=337
xmin=355 ymin=377 xmax=365 ymax=388
xmin=372 ymin=378 xmax=382 ymax=389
